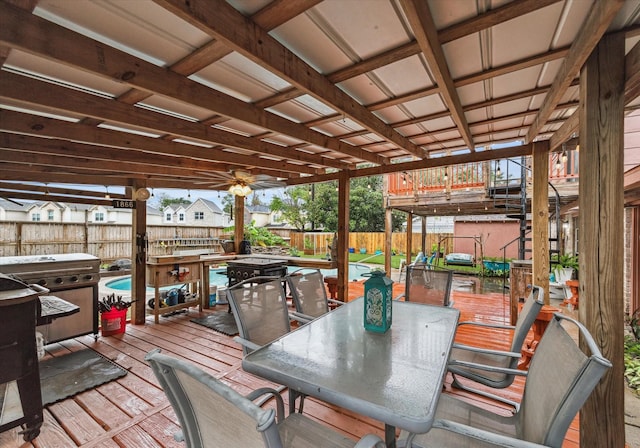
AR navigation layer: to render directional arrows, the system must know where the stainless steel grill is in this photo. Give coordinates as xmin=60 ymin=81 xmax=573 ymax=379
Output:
xmin=0 ymin=253 xmax=100 ymax=344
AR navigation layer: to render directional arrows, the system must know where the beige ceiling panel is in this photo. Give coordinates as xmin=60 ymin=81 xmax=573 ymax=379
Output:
xmin=316 ymin=117 xmax=365 ymax=135
xmin=36 ymin=0 xmax=210 ymax=66
xmin=211 ymin=52 xmax=291 ymax=94
xmin=489 ymin=98 xmax=534 ymax=118
xmin=422 ymin=116 xmax=456 ymax=133
xmin=5 ymin=50 xmax=130 ymax=98
xmin=395 ymin=123 xmax=426 ymax=137
xmin=268 ymin=101 xmax=330 ymax=124
xmin=312 ymin=0 xmax=411 ymax=60
xmin=457 ymin=83 xmax=488 ymax=107
xmin=443 ymin=34 xmax=483 ymax=79
xmin=260 ymin=134 xmax=307 ymax=147
xmin=402 ymin=95 xmax=447 ymax=118
xmin=271 ymin=12 xmax=351 ymax=74
xmin=550 ymin=1 xmax=593 ymax=48
xmin=338 ymin=75 xmax=389 ymax=105
xmin=465 ymin=109 xmax=488 ymax=124
xmin=536 ymin=58 xmax=564 ymax=87
xmin=98 ymin=122 xmax=164 ymax=139
xmin=491 ymin=2 xmax=564 ymax=66
xmin=372 ymin=106 xmax=413 ymax=124
xmin=492 ymin=66 xmax=542 ymax=97
xmin=428 ymin=0 xmax=486 ymax=29
xmin=192 ymin=56 xmax=286 ymax=103
xmin=372 ymin=56 xmax=434 ymax=96
xmin=293 ymin=94 xmax=339 ymax=117
xmin=559 ymin=85 xmax=580 ymax=104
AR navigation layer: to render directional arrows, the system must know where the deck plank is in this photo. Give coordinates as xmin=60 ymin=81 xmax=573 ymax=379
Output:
xmin=0 ymin=286 xmax=580 ymax=447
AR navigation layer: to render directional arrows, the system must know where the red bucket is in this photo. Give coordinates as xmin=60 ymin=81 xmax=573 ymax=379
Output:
xmin=100 ymin=308 xmax=127 ymax=337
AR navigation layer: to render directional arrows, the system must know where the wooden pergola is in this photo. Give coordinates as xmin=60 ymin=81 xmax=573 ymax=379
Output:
xmin=1 ymin=1 xmax=639 ymax=445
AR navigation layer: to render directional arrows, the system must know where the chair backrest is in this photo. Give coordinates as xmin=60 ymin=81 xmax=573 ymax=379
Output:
xmin=227 ymin=276 xmax=291 ymax=355
xmin=145 ymin=349 xmax=280 ymax=447
xmin=518 ymin=313 xmax=611 ymax=446
xmin=510 ymin=286 xmax=544 ymax=352
xmin=286 ymin=269 xmax=329 ymax=319
xmin=405 ymin=265 xmax=453 ymax=306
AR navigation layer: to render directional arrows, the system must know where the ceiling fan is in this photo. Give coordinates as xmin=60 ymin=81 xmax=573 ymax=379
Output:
xmin=195 ymin=169 xmax=285 ymax=196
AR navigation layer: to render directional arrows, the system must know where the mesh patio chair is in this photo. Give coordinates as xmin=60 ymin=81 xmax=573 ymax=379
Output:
xmin=145 ymin=349 xmax=386 ymax=448
xmin=227 ymin=276 xmax=292 ymax=356
xmin=396 ymin=265 xmax=454 ymax=307
xmin=285 ymin=269 xmax=343 ymax=323
xmin=398 ymin=313 xmax=611 ymax=448
xmin=447 ymin=285 xmax=544 ymax=409
xmin=227 ymin=276 xmax=307 ymax=413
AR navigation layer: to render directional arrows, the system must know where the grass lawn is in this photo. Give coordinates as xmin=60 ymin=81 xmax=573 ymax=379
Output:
xmin=301 ymin=252 xmax=486 ymax=275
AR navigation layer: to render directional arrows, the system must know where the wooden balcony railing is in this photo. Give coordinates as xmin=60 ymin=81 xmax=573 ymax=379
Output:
xmin=387 ymin=152 xmax=579 ymax=196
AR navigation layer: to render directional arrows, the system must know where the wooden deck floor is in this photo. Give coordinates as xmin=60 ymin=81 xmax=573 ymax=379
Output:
xmin=1 ymin=284 xmax=580 ymax=448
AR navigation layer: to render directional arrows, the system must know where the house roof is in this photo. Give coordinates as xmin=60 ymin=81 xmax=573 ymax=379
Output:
xmin=189 ymin=198 xmax=223 ymax=214
xmin=0 ymin=0 xmax=639 ymax=205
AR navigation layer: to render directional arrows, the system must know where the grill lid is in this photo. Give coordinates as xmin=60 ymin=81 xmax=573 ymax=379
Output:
xmin=0 ymin=273 xmax=41 ymax=306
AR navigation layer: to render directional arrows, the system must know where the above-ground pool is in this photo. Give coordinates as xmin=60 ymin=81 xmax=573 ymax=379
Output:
xmin=105 ymin=263 xmax=371 ymax=292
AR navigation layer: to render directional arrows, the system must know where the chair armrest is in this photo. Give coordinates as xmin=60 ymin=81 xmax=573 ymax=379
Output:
xmin=430 ymin=419 xmax=549 ymax=447
xmin=452 ymin=342 xmax=522 ymax=358
xmin=448 ymin=359 xmax=529 ymax=377
xmin=353 ymin=434 xmax=387 ymax=448
xmin=233 ymin=336 xmax=261 ymax=352
xmin=327 ymin=298 xmax=344 ymax=307
xmin=393 ymin=292 xmax=405 ymax=301
xmin=289 ymin=310 xmax=313 ymax=324
xmin=245 ymin=387 xmax=285 ymax=423
xmin=457 ymin=321 xmax=516 ymax=331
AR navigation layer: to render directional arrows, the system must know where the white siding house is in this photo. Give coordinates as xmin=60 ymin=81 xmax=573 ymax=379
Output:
xmin=185 ymin=198 xmax=229 ymax=227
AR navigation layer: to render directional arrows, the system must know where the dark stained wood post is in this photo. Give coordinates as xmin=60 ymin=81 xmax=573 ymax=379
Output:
xmin=532 ymin=141 xmax=550 ymax=302
xmin=131 ymin=185 xmax=147 ymax=325
xmin=337 ymin=171 xmax=350 ymax=301
xmin=234 ymin=194 xmax=245 ymax=253
xmin=579 ymin=32 xmax=625 ymax=447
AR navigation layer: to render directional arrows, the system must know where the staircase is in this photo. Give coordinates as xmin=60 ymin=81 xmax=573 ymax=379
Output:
xmin=489 ymin=157 xmax=562 ymax=266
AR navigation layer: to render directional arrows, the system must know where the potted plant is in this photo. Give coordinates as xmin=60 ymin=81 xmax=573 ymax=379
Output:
xmin=552 ymin=253 xmax=579 ymax=283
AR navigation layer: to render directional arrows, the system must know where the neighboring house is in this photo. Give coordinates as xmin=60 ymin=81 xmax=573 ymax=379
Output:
xmin=0 ymin=199 xmax=163 ymax=225
xmin=162 ymin=205 xmax=188 ymax=224
xmin=185 ymin=198 xmax=229 ymax=227
xmin=0 ymin=198 xmax=30 ymax=221
xmin=245 ymin=204 xmax=271 ymax=227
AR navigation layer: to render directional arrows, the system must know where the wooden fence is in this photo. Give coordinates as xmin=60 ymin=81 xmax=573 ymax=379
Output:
xmin=289 ymin=231 xmax=453 ymax=257
xmin=0 ymin=222 xmax=452 ymax=263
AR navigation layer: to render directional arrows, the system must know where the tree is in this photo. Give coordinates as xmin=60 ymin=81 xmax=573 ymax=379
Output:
xmin=221 ymin=193 xmax=234 ymax=215
xmin=269 ymin=186 xmax=310 ymax=231
xmin=158 ymin=194 xmax=191 ymax=210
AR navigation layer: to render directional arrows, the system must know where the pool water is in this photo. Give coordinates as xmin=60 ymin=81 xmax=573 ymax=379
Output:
xmin=105 ymin=263 xmax=371 ymax=292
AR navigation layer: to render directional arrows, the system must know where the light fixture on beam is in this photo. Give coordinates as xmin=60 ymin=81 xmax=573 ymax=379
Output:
xmin=228 ymin=182 xmax=252 ymax=197
xmin=104 ymin=186 xmax=110 ymax=200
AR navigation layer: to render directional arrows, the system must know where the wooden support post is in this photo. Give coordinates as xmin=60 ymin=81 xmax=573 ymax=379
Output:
xmin=337 ymin=172 xmax=350 ymax=302
xmin=579 ymin=32 xmax=625 ymax=448
xmin=421 ymin=216 xmax=427 ymax=255
xmin=234 ymin=194 xmax=245 ymax=253
xmin=406 ymin=211 xmax=413 ymax=265
xmin=131 ymin=185 xmax=147 ymax=325
xmin=532 ymin=141 xmax=550 ymax=303
xmin=385 ymin=207 xmax=392 ymax=277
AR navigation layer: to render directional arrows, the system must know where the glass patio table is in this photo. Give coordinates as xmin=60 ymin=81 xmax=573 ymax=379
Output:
xmin=242 ymin=298 xmax=460 ymax=448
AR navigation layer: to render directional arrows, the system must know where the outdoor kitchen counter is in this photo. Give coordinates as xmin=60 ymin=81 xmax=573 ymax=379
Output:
xmin=199 ymin=254 xmax=337 ymax=309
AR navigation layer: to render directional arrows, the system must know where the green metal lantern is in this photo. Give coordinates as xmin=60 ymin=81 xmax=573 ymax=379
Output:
xmin=363 ymin=269 xmax=393 ymax=333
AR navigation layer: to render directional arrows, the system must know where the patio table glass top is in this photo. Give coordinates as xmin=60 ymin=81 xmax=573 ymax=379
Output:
xmin=242 ymin=298 xmax=460 ymax=445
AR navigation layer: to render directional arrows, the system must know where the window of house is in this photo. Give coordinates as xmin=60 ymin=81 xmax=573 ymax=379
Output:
xmin=165 ymin=212 xmax=172 ymax=221
xmin=94 ymin=212 xmax=105 ymax=222
xmin=194 ymin=211 xmax=204 ymax=220
xmin=31 ymin=212 xmax=41 ymax=222
xmin=178 ymin=213 xmax=185 ymax=222
xmin=47 ymin=210 xmax=54 ymax=221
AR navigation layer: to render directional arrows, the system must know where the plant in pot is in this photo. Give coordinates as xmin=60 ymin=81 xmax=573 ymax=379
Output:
xmin=552 ymin=253 xmax=579 ymax=283
xmin=303 ymin=237 xmax=314 ymax=255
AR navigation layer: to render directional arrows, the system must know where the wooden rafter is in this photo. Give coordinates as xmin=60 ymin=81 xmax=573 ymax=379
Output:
xmin=399 ymin=0 xmax=475 ymax=152
xmin=153 ymin=0 xmax=424 ymax=160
